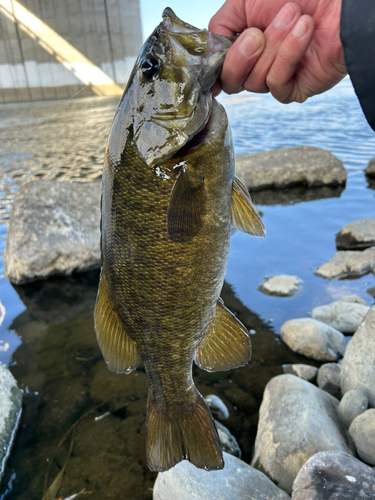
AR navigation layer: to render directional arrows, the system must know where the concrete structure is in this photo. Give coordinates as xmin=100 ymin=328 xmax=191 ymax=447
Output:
xmin=0 ymin=0 xmax=143 ymax=102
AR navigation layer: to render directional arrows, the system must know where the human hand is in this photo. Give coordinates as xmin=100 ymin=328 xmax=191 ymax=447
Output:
xmin=209 ymin=0 xmax=347 ymax=103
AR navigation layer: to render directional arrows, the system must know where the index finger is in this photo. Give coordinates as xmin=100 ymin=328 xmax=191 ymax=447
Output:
xmin=208 ymin=0 xmax=247 ymax=36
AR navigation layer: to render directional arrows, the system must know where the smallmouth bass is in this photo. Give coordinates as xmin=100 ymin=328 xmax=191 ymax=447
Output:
xmin=94 ymin=8 xmax=265 ymax=472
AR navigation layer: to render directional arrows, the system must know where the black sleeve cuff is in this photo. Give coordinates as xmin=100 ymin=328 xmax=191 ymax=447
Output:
xmin=340 ymin=0 xmax=375 ymax=130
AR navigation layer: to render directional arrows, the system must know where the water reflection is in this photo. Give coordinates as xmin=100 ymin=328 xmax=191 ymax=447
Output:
xmin=251 ymin=184 xmax=346 ymax=206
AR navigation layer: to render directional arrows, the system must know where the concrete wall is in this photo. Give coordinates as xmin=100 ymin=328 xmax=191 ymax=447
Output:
xmin=0 ymin=0 xmax=143 ymax=102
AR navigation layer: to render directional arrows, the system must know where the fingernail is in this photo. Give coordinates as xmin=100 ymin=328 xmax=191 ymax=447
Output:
xmin=239 ymin=31 xmax=261 ymax=58
xmin=274 ymin=4 xmax=296 ymax=28
xmin=293 ymin=18 xmax=307 ymax=38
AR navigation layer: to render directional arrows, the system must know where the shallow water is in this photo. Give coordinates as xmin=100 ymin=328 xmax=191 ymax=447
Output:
xmin=0 ymin=79 xmax=375 ymax=499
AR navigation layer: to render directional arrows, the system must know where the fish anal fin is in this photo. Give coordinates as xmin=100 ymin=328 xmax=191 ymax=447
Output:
xmin=94 ymin=273 xmax=140 ymax=374
xmin=195 ymin=298 xmax=251 ymax=372
xmin=167 ymin=169 xmax=206 ymax=244
xmin=231 ymin=177 xmax=266 ymax=237
xmin=146 ymin=389 xmax=223 ymax=472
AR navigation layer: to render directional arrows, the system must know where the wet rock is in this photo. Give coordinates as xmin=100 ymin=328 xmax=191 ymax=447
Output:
xmin=204 ymin=395 xmax=229 ymax=420
xmin=0 ymin=362 xmax=23 ymax=479
xmin=292 ymin=451 xmax=375 ymax=500
xmin=280 ymin=318 xmax=346 ymax=361
xmin=311 ymin=299 xmax=370 ymax=334
xmin=341 ymin=305 xmax=375 ymax=406
xmin=235 ymin=146 xmax=346 ymax=191
xmin=215 ymin=421 xmax=241 ymax=458
xmin=251 ymin=374 xmax=354 ymax=495
xmin=365 ymin=157 xmax=375 ymax=178
xmin=153 ymin=452 xmax=291 ymax=500
xmin=282 ymin=364 xmax=318 ymax=382
xmin=315 ymin=247 xmax=375 ymax=279
xmin=336 ymin=218 xmax=375 ymax=250
xmin=259 ymin=275 xmax=302 ymax=297
xmin=4 ymin=180 xmax=101 ymax=284
xmin=349 ymin=409 xmax=375 ymax=465
xmin=338 ymin=389 xmax=368 ymax=429
xmin=317 ymin=363 xmax=341 ymax=399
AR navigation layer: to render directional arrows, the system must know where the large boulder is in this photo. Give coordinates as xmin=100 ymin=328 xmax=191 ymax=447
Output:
xmin=340 ymin=305 xmax=375 ymax=406
xmin=4 ymin=180 xmax=101 ymax=284
xmin=153 ymin=452 xmax=291 ymax=500
xmin=315 ymin=247 xmax=375 ymax=279
xmin=311 ymin=299 xmax=370 ymax=334
xmin=292 ymin=451 xmax=375 ymax=500
xmin=335 ymin=218 xmax=375 ymax=250
xmin=0 ymin=363 xmax=23 ymax=479
xmin=251 ymin=374 xmax=354 ymax=495
xmin=235 ymin=146 xmax=347 ymax=191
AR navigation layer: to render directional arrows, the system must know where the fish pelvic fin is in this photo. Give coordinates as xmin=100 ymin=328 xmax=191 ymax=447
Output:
xmin=231 ymin=176 xmax=266 ymax=237
xmin=94 ymin=272 xmax=140 ymax=374
xmin=194 ymin=298 xmax=251 ymax=372
xmin=146 ymin=389 xmax=223 ymax=472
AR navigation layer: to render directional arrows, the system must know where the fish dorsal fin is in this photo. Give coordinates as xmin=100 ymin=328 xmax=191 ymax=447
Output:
xmin=194 ymin=298 xmax=251 ymax=372
xmin=167 ymin=168 xmax=206 ymax=243
xmin=231 ymin=177 xmax=266 ymax=237
xmin=94 ymin=273 xmax=140 ymax=374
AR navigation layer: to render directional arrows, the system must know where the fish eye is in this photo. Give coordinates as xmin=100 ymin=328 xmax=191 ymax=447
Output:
xmin=141 ymin=58 xmax=160 ymax=80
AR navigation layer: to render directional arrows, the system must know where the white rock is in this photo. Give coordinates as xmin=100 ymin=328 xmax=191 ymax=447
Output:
xmin=336 ymin=218 xmax=375 ymax=250
xmin=315 ymin=247 xmax=375 ymax=279
xmin=339 ymin=295 xmax=368 ymax=306
xmin=281 ymin=318 xmax=346 ymax=361
xmin=311 ymin=300 xmax=370 ymax=334
xmin=259 ymin=275 xmax=302 ymax=297
xmin=349 ymin=409 xmax=375 ymax=465
xmin=204 ymin=395 xmax=229 ymax=420
xmin=282 ymin=364 xmax=318 ymax=382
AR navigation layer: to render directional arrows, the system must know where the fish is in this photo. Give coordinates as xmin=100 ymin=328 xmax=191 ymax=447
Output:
xmin=94 ymin=7 xmax=265 ymax=472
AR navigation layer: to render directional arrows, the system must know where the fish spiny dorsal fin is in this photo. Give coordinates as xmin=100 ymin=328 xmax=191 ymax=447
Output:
xmin=167 ymin=168 xmax=206 ymax=243
xmin=231 ymin=176 xmax=266 ymax=237
xmin=146 ymin=388 xmax=223 ymax=472
xmin=94 ymin=272 xmax=140 ymax=373
xmin=194 ymin=298 xmax=251 ymax=372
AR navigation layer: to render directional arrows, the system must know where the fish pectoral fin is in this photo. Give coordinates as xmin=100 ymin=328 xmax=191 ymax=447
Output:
xmin=167 ymin=169 xmax=206 ymax=243
xmin=194 ymin=298 xmax=251 ymax=372
xmin=94 ymin=273 xmax=140 ymax=374
xmin=231 ymin=176 xmax=266 ymax=237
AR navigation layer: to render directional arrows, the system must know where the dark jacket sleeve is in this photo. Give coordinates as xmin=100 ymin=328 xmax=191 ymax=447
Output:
xmin=340 ymin=0 xmax=375 ymax=130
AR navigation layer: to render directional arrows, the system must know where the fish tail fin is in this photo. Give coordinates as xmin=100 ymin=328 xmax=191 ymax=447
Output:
xmin=146 ymin=388 xmax=224 ymax=472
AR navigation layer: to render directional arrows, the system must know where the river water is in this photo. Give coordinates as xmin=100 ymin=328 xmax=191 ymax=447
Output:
xmin=0 ymin=79 xmax=374 ymax=499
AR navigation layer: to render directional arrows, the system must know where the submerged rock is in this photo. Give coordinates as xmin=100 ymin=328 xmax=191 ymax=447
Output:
xmin=315 ymin=247 xmax=375 ymax=279
xmin=4 ymin=180 xmax=101 ymax=284
xmin=340 ymin=305 xmax=375 ymax=406
xmin=204 ymin=395 xmax=229 ymax=420
xmin=311 ymin=299 xmax=370 ymax=334
xmin=235 ymin=146 xmax=347 ymax=191
xmin=292 ymin=451 xmax=375 ymax=500
xmin=338 ymin=389 xmax=368 ymax=429
xmin=251 ymin=374 xmax=353 ymax=494
xmin=317 ymin=363 xmax=341 ymax=399
xmin=280 ymin=318 xmax=346 ymax=361
xmin=349 ymin=409 xmax=375 ymax=465
xmin=215 ymin=421 xmax=241 ymax=458
xmin=335 ymin=218 xmax=375 ymax=250
xmin=0 ymin=363 xmax=23 ymax=479
xmin=259 ymin=275 xmax=302 ymax=297
xmin=365 ymin=157 xmax=375 ymax=178
xmin=282 ymin=364 xmax=318 ymax=382
xmin=153 ymin=452 xmax=291 ymax=500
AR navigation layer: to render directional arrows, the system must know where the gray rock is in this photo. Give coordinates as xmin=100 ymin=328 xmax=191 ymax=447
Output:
xmin=251 ymin=374 xmax=354 ymax=495
xmin=153 ymin=452 xmax=291 ymax=500
xmin=0 ymin=362 xmax=23 ymax=479
xmin=317 ymin=363 xmax=341 ymax=399
xmin=311 ymin=300 xmax=370 ymax=334
xmin=204 ymin=395 xmax=229 ymax=420
xmin=336 ymin=218 xmax=375 ymax=250
xmin=315 ymin=247 xmax=375 ymax=279
xmin=292 ymin=451 xmax=375 ymax=500
xmin=367 ymin=286 xmax=375 ymax=299
xmin=338 ymin=390 xmax=368 ymax=429
xmin=349 ymin=409 xmax=375 ymax=465
xmin=235 ymin=146 xmax=347 ymax=191
xmin=259 ymin=275 xmax=302 ymax=297
xmin=4 ymin=180 xmax=101 ymax=284
xmin=365 ymin=157 xmax=375 ymax=178
xmin=341 ymin=305 xmax=375 ymax=406
xmin=339 ymin=295 xmax=368 ymax=305
xmin=215 ymin=421 xmax=241 ymax=458
xmin=282 ymin=364 xmax=318 ymax=382
xmin=280 ymin=318 xmax=346 ymax=361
